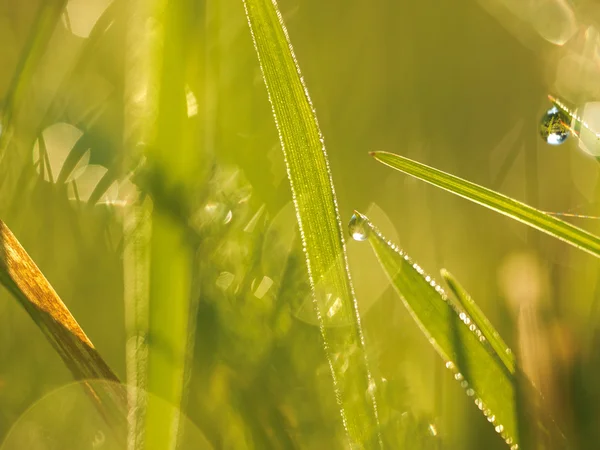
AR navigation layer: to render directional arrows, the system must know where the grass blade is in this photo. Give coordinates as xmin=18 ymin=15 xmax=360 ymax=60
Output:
xmin=371 ymin=151 xmax=600 ymax=259
xmin=0 ymin=0 xmax=67 ymax=157
xmin=441 ymin=269 xmax=514 ymax=373
xmin=0 ymin=219 xmax=119 ymax=382
xmin=0 ymin=219 xmax=126 ymax=437
xmin=123 ymin=0 xmax=203 ymax=448
xmin=356 ymin=211 xmax=518 ymax=448
xmin=242 ymin=0 xmax=381 ymax=446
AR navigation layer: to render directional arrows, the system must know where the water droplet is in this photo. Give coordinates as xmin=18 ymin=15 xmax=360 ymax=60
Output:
xmin=445 ymin=361 xmax=455 ymax=370
xmin=466 ymin=388 xmax=475 ymax=397
xmin=540 ymin=106 xmax=570 ymax=145
xmin=367 ymin=379 xmax=377 ymax=396
xmin=454 ymin=372 xmax=464 ymax=381
xmin=495 ymin=424 xmax=504 ymax=433
xmin=92 ymin=431 xmax=105 ymax=448
xmin=428 ymin=423 xmax=438 ymax=436
xmin=348 ymin=213 xmax=369 ymax=241
xmin=223 ymin=209 xmax=233 ymax=224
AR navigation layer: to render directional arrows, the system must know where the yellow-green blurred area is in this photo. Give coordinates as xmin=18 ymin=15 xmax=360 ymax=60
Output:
xmin=2 ymin=0 xmax=600 ymax=448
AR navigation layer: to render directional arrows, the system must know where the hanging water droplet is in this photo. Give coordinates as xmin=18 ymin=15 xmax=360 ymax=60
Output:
xmin=348 ymin=213 xmax=369 ymax=241
xmin=495 ymin=424 xmax=504 ymax=434
xmin=540 ymin=106 xmax=570 ymax=145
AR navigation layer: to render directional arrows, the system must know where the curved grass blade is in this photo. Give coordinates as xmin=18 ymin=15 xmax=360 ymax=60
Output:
xmin=242 ymin=0 xmax=381 ymax=446
xmin=441 ymin=269 xmax=514 ymax=373
xmin=371 ymin=151 xmax=600 ymax=259
xmin=355 ymin=211 xmax=518 ymax=448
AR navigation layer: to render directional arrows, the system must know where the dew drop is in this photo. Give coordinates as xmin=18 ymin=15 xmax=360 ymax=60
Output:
xmin=367 ymin=379 xmax=377 ymax=398
xmin=428 ymin=423 xmax=438 ymax=436
xmin=454 ymin=372 xmax=464 ymax=381
xmin=495 ymin=424 xmax=504 ymax=433
xmin=540 ymin=106 xmax=570 ymax=145
xmin=466 ymin=388 xmax=475 ymax=397
xmin=92 ymin=431 xmax=105 ymax=448
xmin=348 ymin=213 xmax=369 ymax=241
xmin=445 ymin=361 xmax=455 ymax=370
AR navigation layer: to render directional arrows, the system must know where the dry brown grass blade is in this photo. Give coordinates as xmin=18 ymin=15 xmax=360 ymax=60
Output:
xmin=0 ymin=219 xmax=125 ymax=423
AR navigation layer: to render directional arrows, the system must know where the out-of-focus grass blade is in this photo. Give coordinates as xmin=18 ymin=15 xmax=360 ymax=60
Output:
xmin=123 ymin=1 xmax=201 ymax=449
xmin=0 ymin=219 xmax=126 ymax=436
xmin=242 ymin=0 xmax=382 ymax=447
xmin=356 ymin=212 xmax=518 ymax=448
xmin=0 ymin=0 xmax=67 ymax=157
xmin=441 ymin=269 xmax=514 ymax=373
xmin=371 ymin=151 xmax=600 ymax=259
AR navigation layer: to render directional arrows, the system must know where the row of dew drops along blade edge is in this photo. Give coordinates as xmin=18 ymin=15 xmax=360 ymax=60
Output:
xmin=347 ymin=213 xmax=518 ymax=449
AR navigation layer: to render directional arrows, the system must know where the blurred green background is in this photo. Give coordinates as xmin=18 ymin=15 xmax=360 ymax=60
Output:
xmin=2 ymin=0 xmax=600 ymax=448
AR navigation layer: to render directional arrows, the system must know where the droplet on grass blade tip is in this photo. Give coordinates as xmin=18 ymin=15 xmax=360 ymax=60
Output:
xmin=540 ymin=106 xmax=570 ymax=145
xmin=348 ymin=213 xmax=369 ymax=241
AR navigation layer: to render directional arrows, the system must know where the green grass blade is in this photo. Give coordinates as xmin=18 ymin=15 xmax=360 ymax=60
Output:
xmin=441 ymin=269 xmax=515 ymax=373
xmin=371 ymin=151 xmax=600 ymax=259
xmin=123 ymin=1 xmax=201 ymax=448
xmin=242 ymin=0 xmax=381 ymax=446
xmin=0 ymin=0 xmax=67 ymax=160
xmin=356 ymin=212 xmax=518 ymax=448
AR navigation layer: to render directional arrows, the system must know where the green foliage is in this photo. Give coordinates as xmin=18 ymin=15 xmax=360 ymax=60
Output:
xmin=358 ymin=211 xmax=519 ymax=447
xmin=2 ymin=1 xmax=598 ymax=449
xmin=441 ymin=269 xmax=514 ymax=373
xmin=371 ymin=151 xmax=600 ymax=259
xmin=242 ymin=0 xmax=381 ymax=446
